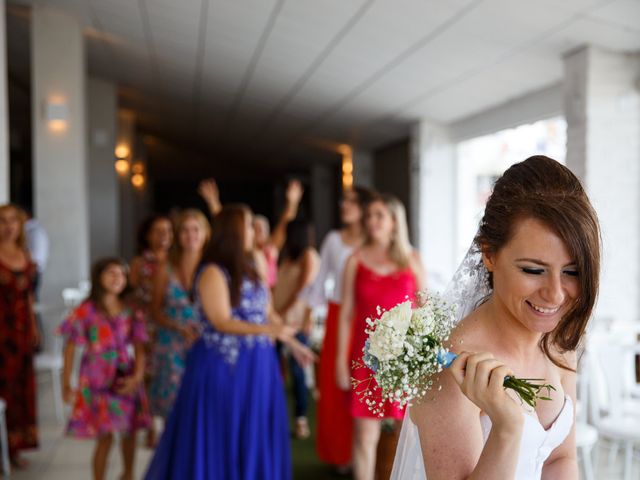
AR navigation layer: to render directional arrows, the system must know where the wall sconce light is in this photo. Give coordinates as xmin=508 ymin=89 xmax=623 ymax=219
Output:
xmin=340 ymin=145 xmax=353 ymax=190
xmin=45 ymin=97 xmax=69 ymax=133
xmin=115 ymin=144 xmax=130 ymax=159
xmin=131 ymin=161 xmax=144 ymax=175
xmin=115 ymin=159 xmax=130 ymax=175
xmin=114 ymin=144 xmax=131 ymax=175
xmin=131 ymin=173 xmax=145 ymax=189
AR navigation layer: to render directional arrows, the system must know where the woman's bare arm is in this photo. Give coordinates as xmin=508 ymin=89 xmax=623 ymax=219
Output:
xmin=335 ymin=254 xmax=358 ymax=390
xmin=199 ymin=265 xmax=278 ymax=336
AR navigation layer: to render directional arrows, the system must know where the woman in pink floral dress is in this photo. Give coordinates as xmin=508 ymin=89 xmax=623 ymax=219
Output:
xmin=59 ymin=258 xmax=151 ymax=480
xmin=129 ymin=214 xmax=173 ymax=446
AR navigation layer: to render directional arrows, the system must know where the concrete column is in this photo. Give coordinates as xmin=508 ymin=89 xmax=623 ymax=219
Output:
xmin=413 ymin=121 xmax=456 ymax=292
xmin=564 ymin=46 xmax=640 ymax=324
xmin=88 ymin=78 xmax=119 ymax=263
xmin=0 ymin=1 xmax=9 ymax=203
xmin=32 ymin=6 xmax=89 ymax=304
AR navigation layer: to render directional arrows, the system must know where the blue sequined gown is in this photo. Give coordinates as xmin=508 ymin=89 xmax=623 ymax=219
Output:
xmin=144 ymin=266 xmax=291 ymax=479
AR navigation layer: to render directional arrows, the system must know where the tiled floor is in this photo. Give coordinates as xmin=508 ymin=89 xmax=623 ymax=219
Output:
xmin=5 ymin=374 xmax=153 ymax=480
xmin=4 ymin=372 xmax=639 ymax=479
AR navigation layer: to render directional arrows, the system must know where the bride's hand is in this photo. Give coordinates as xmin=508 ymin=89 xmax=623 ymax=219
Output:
xmin=449 ymin=351 xmax=524 ymax=433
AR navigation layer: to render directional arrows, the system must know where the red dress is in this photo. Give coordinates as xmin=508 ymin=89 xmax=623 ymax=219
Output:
xmin=350 ymin=262 xmax=417 ymax=419
xmin=0 ymin=259 xmax=38 ymax=455
xmin=316 ymin=301 xmax=353 ymax=465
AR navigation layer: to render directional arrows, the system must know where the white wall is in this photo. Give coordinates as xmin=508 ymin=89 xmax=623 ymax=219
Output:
xmin=565 ymin=46 xmax=640 ymax=325
xmin=413 ymin=121 xmax=456 ymax=293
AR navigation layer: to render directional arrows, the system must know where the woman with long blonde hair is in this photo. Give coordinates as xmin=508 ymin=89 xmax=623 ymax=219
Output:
xmin=148 ymin=209 xmax=210 ymax=423
xmin=336 ymin=194 xmax=426 ymax=480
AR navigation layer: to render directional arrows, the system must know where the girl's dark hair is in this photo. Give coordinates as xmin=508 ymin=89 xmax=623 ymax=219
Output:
xmin=475 ymin=155 xmax=601 ymax=369
xmin=282 ymin=220 xmax=315 ymax=262
xmin=201 ymin=204 xmax=258 ymax=306
xmin=88 ymin=257 xmax=131 ymax=313
xmin=136 ymin=214 xmax=172 ymax=254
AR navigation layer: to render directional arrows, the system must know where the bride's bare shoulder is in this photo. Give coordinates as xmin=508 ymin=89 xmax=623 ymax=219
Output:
xmin=447 ymin=308 xmax=491 ymax=355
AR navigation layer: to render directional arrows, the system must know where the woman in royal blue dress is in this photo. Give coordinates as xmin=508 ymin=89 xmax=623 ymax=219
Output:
xmin=145 ymin=204 xmax=314 ymax=480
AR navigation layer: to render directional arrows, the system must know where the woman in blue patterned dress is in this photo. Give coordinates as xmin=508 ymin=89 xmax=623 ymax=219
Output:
xmin=145 ymin=204 xmax=314 ymax=480
xmin=148 ymin=209 xmax=209 ymax=420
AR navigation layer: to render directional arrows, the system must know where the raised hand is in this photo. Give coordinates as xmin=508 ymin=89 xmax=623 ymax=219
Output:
xmin=286 ymin=179 xmax=304 ymax=206
xmin=198 ymin=178 xmax=221 ymax=215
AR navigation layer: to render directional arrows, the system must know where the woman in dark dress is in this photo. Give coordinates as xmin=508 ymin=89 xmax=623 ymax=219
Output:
xmin=0 ymin=204 xmax=39 ymax=468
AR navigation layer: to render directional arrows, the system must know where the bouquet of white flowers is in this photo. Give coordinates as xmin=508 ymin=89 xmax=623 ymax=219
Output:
xmin=353 ymin=294 xmax=554 ymax=417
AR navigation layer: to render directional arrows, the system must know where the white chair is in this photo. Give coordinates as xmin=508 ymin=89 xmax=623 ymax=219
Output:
xmin=62 ymin=287 xmax=84 ymax=308
xmin=33 ymin=304 xmax=67 ymax=424
xmin=576 ymin=357 xmax=598 ymax=480
xmin=0 ymin=398 xmax=10 ymax=476
xmin=587 ymin=340 xmax=640 ymax=480
xmin=77 ymin=279 xmax=91 ymax=296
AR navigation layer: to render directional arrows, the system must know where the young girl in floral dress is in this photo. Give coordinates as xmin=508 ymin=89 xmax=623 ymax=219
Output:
xmin=59 ymin=258 xmax=151 ymax=480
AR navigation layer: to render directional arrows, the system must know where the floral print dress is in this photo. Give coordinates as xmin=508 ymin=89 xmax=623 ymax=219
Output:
xmin=148 ymin=268 xmax=199 ymax=417
xmin=58 ymin=301 xmax=152 ymax=437
xmin=0 ymin=259 xmax=38 ymax=454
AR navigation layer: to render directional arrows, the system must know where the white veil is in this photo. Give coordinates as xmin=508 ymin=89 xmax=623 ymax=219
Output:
xmin=390 ymin=242 xmax=491 ymax=479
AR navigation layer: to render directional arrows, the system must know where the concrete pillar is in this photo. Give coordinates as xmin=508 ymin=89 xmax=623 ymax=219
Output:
xmin=413 ymin=121 xmax=456 ymax=292
xmin=564 ymin=46 xmax=640 ymax=324
xmin=88 ymin=78 xmax=119 ymax=263
xmin=32 ymin=6 xmax=89 ymax=304
xmin=0 ymin=1 xmax=9 ymax=203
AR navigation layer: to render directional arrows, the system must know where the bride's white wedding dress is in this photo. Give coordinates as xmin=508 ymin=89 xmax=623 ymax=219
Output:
xmin=390 ymin=395 xmax=574 ymax=480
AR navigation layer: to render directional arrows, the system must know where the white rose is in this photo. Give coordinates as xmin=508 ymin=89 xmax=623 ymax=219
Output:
xmin=379 ymin=301 xmax=412 ymax=338
xmin=368 ymin=324 xmax=395 ymax=361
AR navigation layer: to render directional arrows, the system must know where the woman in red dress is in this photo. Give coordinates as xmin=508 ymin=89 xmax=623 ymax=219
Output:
xmin=336 ymin=194 xmax=426 ymax=480
xmin=0 ymin=204 xmax=39 ymax=469
xmin=305 ymin=186 xmax=374 ymax=471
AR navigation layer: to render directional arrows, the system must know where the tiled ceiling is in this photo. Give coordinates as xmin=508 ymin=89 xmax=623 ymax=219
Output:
xmin=8 ymin=0 xmax=640 ymax=157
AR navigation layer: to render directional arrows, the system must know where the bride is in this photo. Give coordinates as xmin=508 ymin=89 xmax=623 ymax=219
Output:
xmin=392 ymin=156 xmax=600 ymax=479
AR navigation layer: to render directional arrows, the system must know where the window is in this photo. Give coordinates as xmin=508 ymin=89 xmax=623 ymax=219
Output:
xmin=455 ymin=117 xmax=566 ymax=261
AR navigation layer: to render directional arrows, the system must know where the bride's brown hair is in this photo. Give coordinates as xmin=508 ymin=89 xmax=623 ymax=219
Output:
xmin=475 ymin=155 xmax=601 ymax=370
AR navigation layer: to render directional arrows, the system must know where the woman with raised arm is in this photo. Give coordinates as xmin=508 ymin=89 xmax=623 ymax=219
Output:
xmin=391 ymin=156 xmax=601 ymax=480
xmin=145 ymin=204 xmax=314 ymax=480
